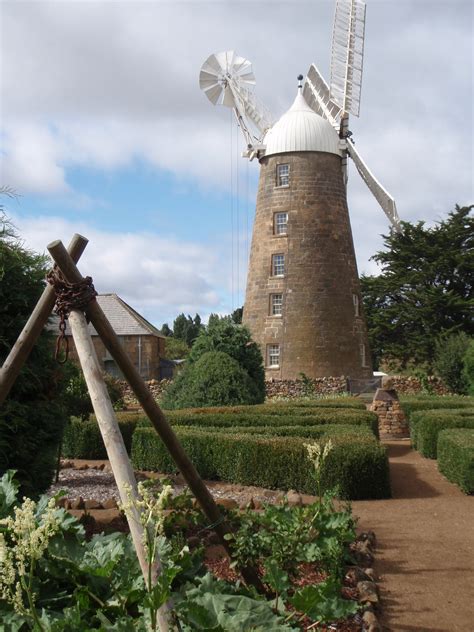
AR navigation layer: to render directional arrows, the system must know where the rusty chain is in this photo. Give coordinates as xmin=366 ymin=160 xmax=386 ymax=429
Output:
xmin=46 ymin=267 xmax=98 ymax=364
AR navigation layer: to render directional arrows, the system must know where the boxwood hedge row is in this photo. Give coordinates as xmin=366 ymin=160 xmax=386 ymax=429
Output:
xmin=410 ymin=409 xmax=474 ymax=456
xmin=207 ymin=423 xmax=374 ymax=441
xmin=62 ymin=414 xmax=140 ymax=459
xmin=437 ymin=428 xmax=474 ymax=493
xmin=162 ymin=408 xmax=380 ymax=437
xmin=175 ymin=398 xmax=366 ymax=414
xmin=400 ymin=396 xmax=474 ymax=421
xmin=131 ymin=426 xmax=390 ymax=500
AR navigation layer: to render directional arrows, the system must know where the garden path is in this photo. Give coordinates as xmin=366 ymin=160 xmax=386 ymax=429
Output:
xmin=352 ymin=440 xmax=474 ymax=632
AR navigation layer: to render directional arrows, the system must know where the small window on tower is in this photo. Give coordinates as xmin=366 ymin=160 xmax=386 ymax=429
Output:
xmin=267 ymin=344 xmax=280 ymax=368
xmin=360 ymin=343 xmax=368 ymax=368
xmin=276 ymin=164 xmax=290 ymax=187
xmin=270 ymin=293 xmax=283 ymax=316
xmin=274 ymin=212 xmax=288 ymax=235
xmin=272 ymin=253 xmax=285 ymax=277
xmin=353 ymin=293 xmax=360 ymax=317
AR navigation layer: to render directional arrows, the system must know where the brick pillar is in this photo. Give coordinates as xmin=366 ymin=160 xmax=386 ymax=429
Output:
xmin=243 ymin=151 xmax=372 ymax=380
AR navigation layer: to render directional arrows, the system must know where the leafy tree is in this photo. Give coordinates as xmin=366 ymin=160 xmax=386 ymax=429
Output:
xmin=173 ymin=313 xmax=203 ymax=346
xmin=433 ymin=332 xmax=471 ymax=394
xmin=189 ymin=317 xmax=265 ymax=399
xmin=0 ymin=214 xmax=69 ymax=496
xmin=162 ymin=351 xmax=262 ymax=409
xmin=360 ymin=205 xmax=474 ymax=370
xmin=231 ymin=307 xmax=243 ymax=324
xmin=163 ymin=337 xmax=190 ymax=360
xmin=160 ymin=323 xmax=173 ymax=337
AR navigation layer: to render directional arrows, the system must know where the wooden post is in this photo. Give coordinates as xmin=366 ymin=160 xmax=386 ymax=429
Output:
xmin=47 ymin=239 xmax=264 ymax=592
xmin=0 ymin=234 xmax=88 ymax=406
xmin=67 ymin=310 xmax=170 ymax=632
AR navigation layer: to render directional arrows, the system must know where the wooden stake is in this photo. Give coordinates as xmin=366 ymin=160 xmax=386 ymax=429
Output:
xmin=68 ymin=309 xmax=170 ymax=632
xmin=0 ymin=234 xmax=88 ymax=406
xmin=47 ymin=239 xmax=265 ymax=592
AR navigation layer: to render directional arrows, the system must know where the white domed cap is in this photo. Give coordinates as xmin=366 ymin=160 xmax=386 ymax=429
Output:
xmin=263 ymin=90 xmax=342 ymax=158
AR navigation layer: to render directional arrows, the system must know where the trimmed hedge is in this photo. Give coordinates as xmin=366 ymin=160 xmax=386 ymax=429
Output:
xmin=438 ymin=429 xmax=474 ymax=493
xmin=410 ymin=409 xmax=474 ymax=458
xmin=168 ymin=399 xmax=365 ymax=416
xmin=62 ymin=414 xmax=140 ymax=459
xmin=400 ymin=396 xmax=474 ymax=421
xmin=131 ymin=427 xmax=390 ymax=500
xmin=161 ymin=408 xmax=379 ymax=437
xmin=202 ymin=423 xmax=374 ymax=441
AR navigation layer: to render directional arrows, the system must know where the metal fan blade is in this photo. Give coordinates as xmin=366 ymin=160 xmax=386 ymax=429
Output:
xmin=204 ymin=84 xmax=224 ymax=105
xmin=330 ymin=0 xmax=366 ymax=116
xmin=199 ymin=70 xmax=221 ymax=90
xmin=346 ymin=140 xmax=401 ymax=231
xmin=303 ymin=64 xmax=342 ymax=129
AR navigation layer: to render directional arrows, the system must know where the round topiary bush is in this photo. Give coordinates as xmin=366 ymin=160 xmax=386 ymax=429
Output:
xmin=162 ymin=351 xmax=262 ymax=409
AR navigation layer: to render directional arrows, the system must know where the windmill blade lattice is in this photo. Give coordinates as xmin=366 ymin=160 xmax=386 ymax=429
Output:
xmin=199 ymin=51 xmax=256 ymax=108
xmin=303 ymin=64 xmax=343 ymax=130
xmin=330 ymin=0 xmax=366 ymax=116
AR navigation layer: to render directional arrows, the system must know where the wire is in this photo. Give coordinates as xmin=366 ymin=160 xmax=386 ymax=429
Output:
xmin=236 ymin=129 xmax=240 ymax=308
xmin=230 ymin=109 xmax=234 ymax=312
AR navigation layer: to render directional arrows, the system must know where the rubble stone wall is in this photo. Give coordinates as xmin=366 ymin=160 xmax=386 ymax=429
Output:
xmin=118 ymin=375 xmax=450 ymax=407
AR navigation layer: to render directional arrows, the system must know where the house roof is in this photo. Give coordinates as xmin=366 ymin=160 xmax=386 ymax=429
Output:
xmin=50 ymin=293 xmax=164 ymax=338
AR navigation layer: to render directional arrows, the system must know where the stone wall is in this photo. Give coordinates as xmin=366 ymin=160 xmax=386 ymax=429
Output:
xmin=388 ymin=375 xmax=449 ymax=396
xmin=265 ymin=377 xmax=347 ymax=398
xmin=118 ymin=374 xmax=450 ymax=407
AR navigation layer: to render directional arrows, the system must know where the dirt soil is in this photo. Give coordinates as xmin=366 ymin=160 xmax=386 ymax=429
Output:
xmin=352 ymin=440 xmax=474 ymax=632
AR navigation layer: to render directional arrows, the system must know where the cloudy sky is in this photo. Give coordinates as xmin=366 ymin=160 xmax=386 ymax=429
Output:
xmin=1 ymin=0 xmax=472 ymax=328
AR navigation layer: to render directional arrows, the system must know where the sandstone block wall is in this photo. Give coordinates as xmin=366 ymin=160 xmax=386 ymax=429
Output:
xmin=243 ymin=151 xmax=372 ymax=381
xmin=66 ymin=334 xmax=162 ymax=380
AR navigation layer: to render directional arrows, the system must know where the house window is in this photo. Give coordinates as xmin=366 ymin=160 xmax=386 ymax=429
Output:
xmin=274 ymin=212 xmax=288 ymax=235
xmin=270 ymin=293 xmax=283 ymax=316
xmin=360 ymin=344 xmax=368 ymax=368
xmin=272 ymin=253 xmax=285 ymax=276
xmin=276 ymin=164 xmax=289 ymax=187
xmin=353 ymin=293 xmax=360 ymax=317
xmin=267 ymin=344 xmax=280 ymax=368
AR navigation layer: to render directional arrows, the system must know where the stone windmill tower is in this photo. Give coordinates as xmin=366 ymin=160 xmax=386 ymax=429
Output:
xmin=199 ymin=0 xmax=400 ymax=381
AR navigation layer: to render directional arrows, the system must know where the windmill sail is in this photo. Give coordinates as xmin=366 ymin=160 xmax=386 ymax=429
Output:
xmin=346 ymin=140 xmax=401 ymax=231
xmin=303 ymin=64 xmax=342 ymax=129
xmin=330 ymin=0 xmax=366 ymax=116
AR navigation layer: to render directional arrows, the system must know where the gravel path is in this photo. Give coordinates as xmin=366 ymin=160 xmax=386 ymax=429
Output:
xmin=48 ymin=461 xmax=285 ymax=507
xmin=352 ymin=440 xmax=474 ymax=632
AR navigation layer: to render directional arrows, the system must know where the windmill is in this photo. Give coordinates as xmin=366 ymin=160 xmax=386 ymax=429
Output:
xmin=199 ymin=0 xmax=398 ymax=381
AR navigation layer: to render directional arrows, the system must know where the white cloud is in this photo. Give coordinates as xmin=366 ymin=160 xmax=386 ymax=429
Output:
xmin=10 ymin=213 xmax=233 ymax=325
xmin=1 ymin=1 xmax=472 ymax=273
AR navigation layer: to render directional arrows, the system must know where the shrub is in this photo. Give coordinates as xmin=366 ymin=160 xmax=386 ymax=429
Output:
xmin=463 ymin=340 xmax=474 ymax=395
xmin=131 ymin=427 xmax=390 ymax=500
xmin=62 ymin=414 xmax=140 ymax=459
xmin=62 ymin=364 xmax=124 ymax=421
xmin=410 ymin=409 xmax=474 ymax=458
xmin=400 ymin=396 xmax=474 ymax=421
xmin=0 ymin=215 xmax=69 ymax=496
xmin=188 ymin=319 xmax=265 ymax=399
xmin=433 ymin=332 xmax=471 ymax=394
xmin=438 ymin=428 xmax=474 ymax=493
xmin=162 ymin=351 xmax=263 ymax=409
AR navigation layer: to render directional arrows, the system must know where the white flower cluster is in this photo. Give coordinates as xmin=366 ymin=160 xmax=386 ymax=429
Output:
xmin=304 ymin=439 xmax=334 ymax=473
xmin=120 ymin=481 xmax=173 ymax=559
xmin=0 ymin=496 xmax=61 ymax=614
